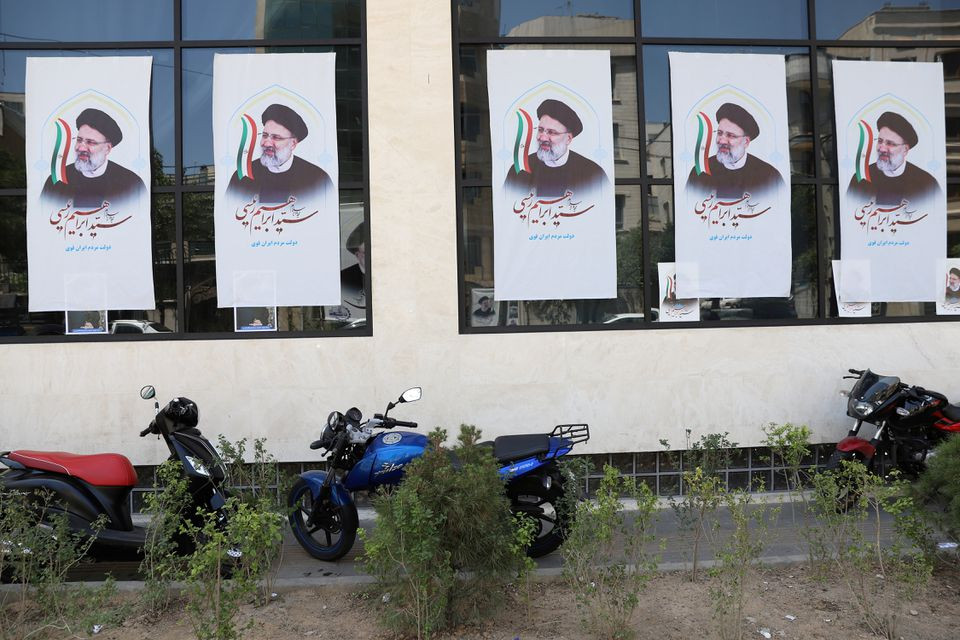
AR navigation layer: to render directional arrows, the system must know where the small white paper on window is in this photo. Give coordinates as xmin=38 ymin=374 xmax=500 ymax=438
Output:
xmin=232 ymin=271 xmax=277 ymax=308
xmin=935 ymin=258 xmax=960 ymax=315
xmin=837 ymin=259 xmax=871 ymax=303
xmin=658 ymin=262 xmax=699 ymax=322
xmin=832 ymin=260 xmax=870 ymax=318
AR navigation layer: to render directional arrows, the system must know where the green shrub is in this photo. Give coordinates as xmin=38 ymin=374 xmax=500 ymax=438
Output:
xmin=140 ymin=459 xmax=193 ymax=615
xmin=361 ymin=425 xmax=529 ymax=639
xmin=912 ymin=434 xmax=960 ymax=545
xmin=561 ymin=464 xmax=659 ymax=640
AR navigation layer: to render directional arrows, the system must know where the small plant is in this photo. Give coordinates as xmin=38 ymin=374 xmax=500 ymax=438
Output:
xmin=561 ymin=464 xmax=660 ymax=640
xmin=761 ymin=422 xmax=812 ymax=505
xmin=140 ymin=459 xmax=193 ymax=615
xmin=361 ymin=425 xmax=529 ymax=639
xmin=709 ymin=485 xmax=780 ymax=640
xmin=912 ymin=434 xmax=960 ymax=546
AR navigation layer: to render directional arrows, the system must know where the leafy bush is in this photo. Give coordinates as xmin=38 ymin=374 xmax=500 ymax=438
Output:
xmin=140 ymin=459 xmax=193 ymax=615
xmin=361 ymin=425 xmax=530 ymax=639
xmin=761 ymin=422 xmax=812 ymax=501
xmin=562 ymin=464 xmax=659 ymax=640
xmin=912 ymin=434 xmax=960 ymax=545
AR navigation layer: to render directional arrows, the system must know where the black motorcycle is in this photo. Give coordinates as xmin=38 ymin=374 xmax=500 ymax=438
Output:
xmin=829 ymin=368 xmax=960 ymax=479
xmin=0 ymin=385 xmax=230 ymax=558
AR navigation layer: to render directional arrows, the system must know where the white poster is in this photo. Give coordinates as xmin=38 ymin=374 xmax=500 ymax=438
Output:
xmin=669 ymin=53 xmax=792 ymax=299
xmin=831 ymin=261 xmax=871 ymax=318
xmin=213 ymin=53 xmax=340 ymax=307
xmin=936 ymin=259 xmax=960 ymax=315
xmin=833 ymin=61 xmax=946 ymax=302
xmin=487 ymin=50 xmax=616 ymax=301
xmin=657 ymin=262 xmax=699 ymax=322
xmin=26 ymin=57 xmax=154 ymax=311
xmin=470 ymin=288 xmax=499 ymax=327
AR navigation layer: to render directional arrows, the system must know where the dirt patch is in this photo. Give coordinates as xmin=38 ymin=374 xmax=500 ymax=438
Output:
xmin=96 ymin=562 xmax=960 ymax=640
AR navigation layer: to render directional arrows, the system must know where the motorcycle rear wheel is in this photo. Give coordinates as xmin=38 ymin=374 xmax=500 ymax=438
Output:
xmin=288 ymin=479 xmax=358 ymax=561
xmin=507 ymin=476 xmax=568 ymax=558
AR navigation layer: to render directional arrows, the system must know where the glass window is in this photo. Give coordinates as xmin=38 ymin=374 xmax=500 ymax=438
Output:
xmin=641 ymin=0 xmax=807 ymax=39
xmin=643 ymin=45 xmax=814 ymax=180
xmin=458 ymin=0 xmax=634 ymax=39
xmin=0 ymin=0 xmax=172 ymax=42
xmin=818 ymin=46 xmax=960 ymax=181
xmin=459 ymin=44 xmax=640 ymax=183
xmin=0 ymin=49 xmax=175 ymax=188
xmin=181 ymin=46 xmax=364 ymax=186
xmin=816 ymin=0 xmax=960 ymax=41
xmin=183 ymin=0 xmax=361 ymax=40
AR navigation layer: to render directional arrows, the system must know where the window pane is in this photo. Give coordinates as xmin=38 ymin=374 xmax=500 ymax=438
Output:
xmin=816 ymin=0 xmax=960 ymax=41
xmin=641 ymin=0 xmax=807 ymax=39
xmin=0 ymin=196 xmax=177 ymax=335
xmin=0 ymin=49 xmax=175 ymax=188
xmin=458 ymin=0 xmax=634 ymax=38
xmin=0 ymin=0 xmax=172 ymax=42
xmin=183 ymin=0 xmax=361 ymax=40
xmin=818 ymin=46 xmax=960 ymax=181
xmin=459 ymin=44 xmax=640 ymax=182
xmin=643 ymin=45 xmax=814 ymax=180
xmin=462 ymin=185 xmax=644 ymax=328
xmin=650 ymin=184 xmax=818 ymax=321
xmin=182 ymin=46 xmax=363 ymax=186
xmin=183 ymin=191 xmax=368 ymax=333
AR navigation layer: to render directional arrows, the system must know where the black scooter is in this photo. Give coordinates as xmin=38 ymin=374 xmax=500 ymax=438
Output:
xmin=0 ymin=385 xmax=229 ymax=558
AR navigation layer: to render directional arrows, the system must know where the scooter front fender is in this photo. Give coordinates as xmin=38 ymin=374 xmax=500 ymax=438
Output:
xmin=836 ymin=436 xmax=876 ymax=459
xmin=298 ymin=470 xmax=354 ymax=508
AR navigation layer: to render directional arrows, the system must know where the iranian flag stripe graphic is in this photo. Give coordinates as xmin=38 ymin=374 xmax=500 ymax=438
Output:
xmin=512 ymin=108 xmax=533 ymax=174
xmin=49 ymin=118 xmax=71 ymax=185
xmin=235 ymin=114 xmax=258 ymax=180
xmin=855 ymin=119 xmax=873 ymax=183
xmin=694 ymin=111 xmax=712 ymax=176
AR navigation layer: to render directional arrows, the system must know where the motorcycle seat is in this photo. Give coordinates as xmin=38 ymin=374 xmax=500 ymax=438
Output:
xmin=942 ymin=403 xmax=960 ymax=422
xmin=7 ymin=450 xmax=138 ymax=487
xmin=493 ymin=434 xmax=550 ymax=463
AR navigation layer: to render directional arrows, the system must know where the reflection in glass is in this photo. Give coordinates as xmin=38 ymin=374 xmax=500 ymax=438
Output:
xmin=816 ymin=1 xmax=960 ymax=41
xmin=650 ymin=184 xmax=818 ymax=321
xmin=182 ymin=192 xmax=366 ymax=333
xmin=0 ymin=196 xmax=177 ymax=335
xmin=459 ymin=44 xmax=640 ymax=182
xmin=643 ymin=45 xmax=813 ymax=180
xmin=0 ymin=49 xmax=176 ymax=188
xmin=0 ymin=0 xmax=172 ymax=42
xmin=183 ymin=0 xmax=361 ymax=40
xmin=458 ymin=0 xmax=633 ymax=38
xmin=819 ymin=46 xmax=960 ymax=181
xmin=462 ymin=186 xmax=643 ymax=328
xmin=181 ymin=47 xmax=363 ymax=186
xmin=641 ymin=0 xmax=807 ymax=39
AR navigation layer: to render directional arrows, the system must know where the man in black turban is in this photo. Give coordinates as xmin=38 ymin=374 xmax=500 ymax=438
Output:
xmin=503 ymin=98 xmax=608 ymax=201
xmin=686 ymin=102 xmax=783 ymax=201
xmin=226 ymin=103 xmax=333 ymax=207
xmin=847 ymin=110 xmax=940 ymax=208
xmin=40 ymin=107 xmax=146 ymax=212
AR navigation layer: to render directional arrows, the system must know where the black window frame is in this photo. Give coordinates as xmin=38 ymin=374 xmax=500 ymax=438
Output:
xmin=0 ymin=0 xmax=370 ymax=343
xmin=452 ymin=0 xmax=960 ymax=334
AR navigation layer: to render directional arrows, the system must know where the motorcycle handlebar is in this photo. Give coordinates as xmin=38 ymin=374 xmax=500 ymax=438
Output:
xmin=309 ymin=439 xmax=324 ymax=450
xmin=391 ymin=419 xmax=418 ymax=428
xmin=139 ymin=426 xmax=152 ymax=437
xmin=848 ymin=368 xmax=865 ymax=376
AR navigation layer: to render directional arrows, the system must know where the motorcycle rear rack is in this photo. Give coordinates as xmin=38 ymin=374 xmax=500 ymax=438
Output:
xmin=549 ymin=423 xmax=590 ymax=445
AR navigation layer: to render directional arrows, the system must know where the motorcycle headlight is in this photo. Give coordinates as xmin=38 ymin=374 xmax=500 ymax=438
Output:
xmin=853 ymin=401 xmax=874 ymax=417
xmin=185 ymin=455 xmax=211 ymax=477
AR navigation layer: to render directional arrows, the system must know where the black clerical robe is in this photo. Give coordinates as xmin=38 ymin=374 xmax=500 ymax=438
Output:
xmin=504 ymin=151 xmax=607 ymax=199
xmin=846 ymin=162 xmax=940 ymax=207
xmin=41 ymin=162 xmax=146 ymax=210
xmin=227 ymin=156 xmax=333 ymax=205
xmin=686 ymin=154 xmax=782 ymax=201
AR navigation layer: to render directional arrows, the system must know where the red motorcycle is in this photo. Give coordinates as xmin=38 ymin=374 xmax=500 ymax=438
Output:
xmin=829 ymin=368 xmax=960 ymax=478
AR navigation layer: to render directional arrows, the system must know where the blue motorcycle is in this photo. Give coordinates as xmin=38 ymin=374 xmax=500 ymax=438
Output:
xmin=287 ymin=387 xmax=589 ymax=561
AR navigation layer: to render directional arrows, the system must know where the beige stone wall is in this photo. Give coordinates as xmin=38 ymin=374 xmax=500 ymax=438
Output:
xmin=1 ymin=0 xmax=959 ymax=463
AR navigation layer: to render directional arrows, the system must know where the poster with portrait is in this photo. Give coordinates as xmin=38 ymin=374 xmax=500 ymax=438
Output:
xmin=487 ymin=50 xmax=616 ymax=301
xmin=25 ymin=56 xmax=154 ymax=311
xmin=833 ymin=61 xmax=946 ymax=302
xmin=936 ymin=259 xmax=960 ymax=315
xmin=65 ymin=310 xmax=107 ymax=335
xmin=831 ymin=261 xmax=871 ymax=318
xmin=470 ymin=288 xmax=499 ymax=327
xmin=213 ymin=53 xmax=340 ymax=307
xmin=234 ymin=306 xmax=277 ymax=332
xmin=657 ymin=263 xmax=699 ymax=322
xmin=322 ymin=203 xmax=366 ymax=326
xmin=669 ymin=53 xmax=792 ymax=299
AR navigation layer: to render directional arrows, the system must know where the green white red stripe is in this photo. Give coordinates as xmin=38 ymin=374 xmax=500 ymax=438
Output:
xmin=694 ymin=112 xmax=712 ymax=176
xmin=855 ymin=119 xmax=873 ymax=183
xmin=50 ymin=118 xmax=71 ymax=185
xmin=235 ymin=113 xmax=258 ymax=181
xmin=512 ymin=108 xmax=533 ymax=174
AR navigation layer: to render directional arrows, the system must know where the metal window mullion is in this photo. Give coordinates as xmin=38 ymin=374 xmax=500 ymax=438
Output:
xmin=174 ymin=0 xmax=185 ymax=334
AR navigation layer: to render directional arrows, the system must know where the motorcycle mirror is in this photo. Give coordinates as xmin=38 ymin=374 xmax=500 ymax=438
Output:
xmin=399 ymin=387 xmax=422 ymax=404
xmin=140 ymin=385 xmax=156 ymax=400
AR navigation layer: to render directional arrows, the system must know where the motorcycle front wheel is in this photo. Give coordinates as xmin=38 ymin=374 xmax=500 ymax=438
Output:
xmin=507 ymin=476 xmax=568 ymax=558
xmin=288 ymin=479 xmax=358 ymax=561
